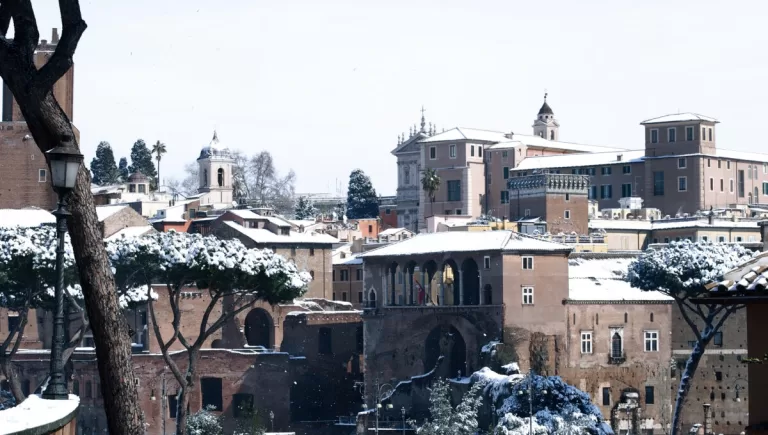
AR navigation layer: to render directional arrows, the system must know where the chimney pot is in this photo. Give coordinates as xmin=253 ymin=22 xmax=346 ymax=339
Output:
xmin=52 ymin=28 xmax=59 ymax=44
xmin=40 ymin=39 xmax=47 ymax=46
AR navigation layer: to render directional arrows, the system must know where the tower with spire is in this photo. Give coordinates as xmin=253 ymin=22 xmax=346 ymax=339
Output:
xmin=197 ymin=130 xmax=235 ymax=206
xmin=532 ymin=92 xmax=560 ymax=141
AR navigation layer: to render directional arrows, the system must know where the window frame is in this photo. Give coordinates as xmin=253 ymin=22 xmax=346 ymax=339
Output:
xmin=446 ymin=180 xmax=461 ymax=202
xmin=564 ymin=209 xmax=571 ymax=220
xmin=483 ymin=256 xmax=491 ymax=270
xmin=650 ymin=129 xmax=659 ymax=144
xmin=678 ymin=158 xmax=687 ymax=169
xmin=580 ymin=331 xmax=593 ymax=354
xmin=685 ymin=126 xmax=694 ymax=141
xmin=522 ymin=256 xmax=534 ymax=270
xmin=678 ymin=176 xmax=688 ymax=192
xmin=521 ymin=286 xmax=534 ymax=305
xmin=653 ymin=171 xmax=664 ymax=196
xmin=38 ymin=169 xmax=47 ymax=182
xmin=622 ymin=165 xmax=631 ymax=175
xmin=668 ymin=127 xmax=676 ymax=143
xmin=449 ymin=144 xmax=457 ymax=159
xmin=429 ymin=146 xmax=436 ymax=160
xmin=644 ymin=330 xmax=659 ymax=352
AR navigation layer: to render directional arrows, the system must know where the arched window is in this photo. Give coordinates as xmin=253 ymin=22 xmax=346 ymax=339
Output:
xmin=596 ymin=313 xmax=599 ymax=325
xmin=203 ymin=169 xmax=208 ymax=186
xmin=217 ymin=168 xmax=224 ymax=187
xmin=755 ymin=186 xmax=760 ymax=199
xmin=309 ymin=270 xmax=315 ymax=279
xmin=368 ymin=289 xmax=377 ymax=308
xmin=550 ymin=130 xmax=555 ymax=140
xmin=624 ymin=313 xmax=628 ymax=323
xmin=404 ymin=166 xmax=410 ymax=184
xmin=611 ymin=332 xmax=622 ymax=358
xmin=748 ymin=193 xmax=753 ymax=204
xmin=650 ymin=312 xmax=654 ymax=322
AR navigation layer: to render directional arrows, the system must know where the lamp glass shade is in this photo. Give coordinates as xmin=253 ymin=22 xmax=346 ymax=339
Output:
xmin=47 ymin=146 xmax=83 ymax=189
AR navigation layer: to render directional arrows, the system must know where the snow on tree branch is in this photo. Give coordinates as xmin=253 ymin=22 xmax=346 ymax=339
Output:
xmin=627 ymin=240 xmax=753 ymax=297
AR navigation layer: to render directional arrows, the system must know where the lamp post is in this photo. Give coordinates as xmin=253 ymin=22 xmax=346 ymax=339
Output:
xmin=42 ymin=136 xmax=83 ymax=400
xmin=401 ymin=406 xmax=406 ymax=435
xmin=269 ymin=410 xmax=274 ymax=432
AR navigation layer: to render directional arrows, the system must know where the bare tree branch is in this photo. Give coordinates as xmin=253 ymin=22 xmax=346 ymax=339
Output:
xmin=35 ymin=0 xmax=86 ymax=91
xmin=148 ymin=293 xmax=184 ymax=384
xmin=193 ymin=291 xmax=221 ymax=349
xmin=8 ymin=0 xmax=38 ymax=59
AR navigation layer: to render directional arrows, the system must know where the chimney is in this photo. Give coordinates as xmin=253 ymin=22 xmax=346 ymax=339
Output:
xmin=51 ymin=28 xmax=59 ymax=44
xmin=617 ymin=154 xmax=623 ymax=161
xmin=703 ymin=403 xmax=712 ymax=435
xmin=708 ymin=211 xmax=715 ymax=225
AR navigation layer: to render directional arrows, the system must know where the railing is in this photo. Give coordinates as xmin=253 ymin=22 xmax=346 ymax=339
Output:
xmin=608 ymin=352 xmax=627 ymax=365
xmin=0 ymin=394 xmax=79 ymax=435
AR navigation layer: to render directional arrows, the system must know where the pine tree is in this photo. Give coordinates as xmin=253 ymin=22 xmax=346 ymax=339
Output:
xmin=294 ymin=196 xmax=318 ymax=220
xmin=346 ymin=169 xmax=379 ymax=219
xmin=127 ymin=139 xmax=158 ymax=189
xmin=411 ymin=379 xmax=484 ymax=435
xmin=89 ymin=141 xmax=120 ymax=186
xmin=118 ymin=157 xmax=130 ymax=182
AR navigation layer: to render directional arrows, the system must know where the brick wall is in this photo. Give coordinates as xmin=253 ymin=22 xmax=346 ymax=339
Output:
xmin=0 ymin=123 xmax=57 ymax=210
xmin=101 ymin=206 xmax=151 ymax=238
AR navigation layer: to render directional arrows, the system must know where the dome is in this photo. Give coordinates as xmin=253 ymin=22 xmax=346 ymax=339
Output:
xmin=127 ymin=171 xmax=149 ymax=182
xmin=198 ymin=130 xmax=232 ymax=160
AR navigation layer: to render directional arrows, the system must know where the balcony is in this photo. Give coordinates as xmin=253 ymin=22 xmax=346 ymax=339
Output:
xmin=0 ymin=394 xmax=79 ymax=435
xmin=608 ymin=352 xmax=627 ymax=365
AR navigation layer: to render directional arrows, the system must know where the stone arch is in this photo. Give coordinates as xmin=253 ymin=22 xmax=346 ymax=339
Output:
xmin=442 ymin=259 xmax=459 ymax=306
xmin=405 ymin=261 xmax=418 ymax=305
xmin=425 ymin=325 xmax=467 ymax=378
xmin=419 ymin=260 xmax=438 ymax=306
xmin=368 ymin=288 xmax=377 ymax=308
xmin=244 ymin=308 xmax=273 ymax=348
xmin=217 ymin=168 xmax=225 ymax=187
xmin=388 ymin=261 xmax=399 ymax=305
xmin=461 ymin=258 xmax=480 ymax=306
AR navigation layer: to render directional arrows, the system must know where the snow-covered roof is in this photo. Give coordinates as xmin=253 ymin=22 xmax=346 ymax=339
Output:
xmin=709 ymin=252 xmax=768 ymax=294
xmin=515 ymin=149 xmax=645 ymax=171
xmin=223 ymin=221 xmax=338 ymax=244
xmin=333 ymin=253 xmax=363 ymax=266
xmin=361 ymin=230 xmax=571 ymax=258
xmin=226 ymin=209 xmax=260 ymax=219
xmin=96 ymin=205 xmax=128 ymax=221
xmin=568 ymin=257 xmax=673 ymax=302
xmin=379 ymin=227 xmax=412 ymax=237
xmin=421 ymin=127 xmax=507 ymax=143
xmin=104 ymin=225 xmax=155 ymax=241
xmin=588 ymin=218 xmax=760 ymax=232
xmin=640 ymin=113 xmax=718 ymax=125
xmin=487 ymin=134 xmax=627 ymax=154
xmin=0 ymin=208 xmax=55 ymax=227
xmin=715 ymin=147 xmax=768 ymax=164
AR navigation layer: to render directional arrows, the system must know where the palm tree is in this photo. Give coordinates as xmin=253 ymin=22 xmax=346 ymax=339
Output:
xmin=151 ymin=140 xmax=167 ymax=189
xmin=421 ymin=168 xmax=441 ymax=223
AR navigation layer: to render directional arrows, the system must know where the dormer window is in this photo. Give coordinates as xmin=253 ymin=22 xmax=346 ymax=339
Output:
xmin=650 ymin=129 xmax=659 ymax=144
xmin=668 ymin=127 xmax=676 ymax=143
xmin=686 ymin=126 xmax=694 ymax=141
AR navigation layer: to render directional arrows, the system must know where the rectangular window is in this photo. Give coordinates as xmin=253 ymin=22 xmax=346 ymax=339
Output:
xmin=720 ymin=179 xmax=724 ymax=192
xmin=678 ymin=158 xmax=686 ymax=169
xmin=522 ymin=256 xmax=534 ymax=270
xmin=358 ymin=291 xmax=363 ymax=303
xmin=764 ymin=163 xmax=767 ymax=174
xmin=730 ymin=178 xmax=734 ymax=193
xmin=447 ymin=180 xmax=461 ymax=201
xmin=470 ymin=145 xmax=475 ymax=157
xmin=602 ymin=387 xmax=611 ymax=406
xmin=564 ymin=210 xmax=571 ymax=220
xmin=621 ymin=183 xmax=632 ymax=198
xmin=645 ymin=386 xmax=655 ymax=405
xmin=653 ymin=171 xmax=664 ymax=196
xmin=7 ymin=314 xmax=20 ymax=332
xmin=600 ymin=185 xmax=613 ymax=199
xmin=702 ymin=127 xmax=706 ymax=140
xmin=449 ymin=144 xmax=456 ymax=158
xmin=524 ymin=209 xmax=531 ymax=217
xmin=340 ymin=270 xmax=349 ymax=281
xmin=708 ymin=128 xmax=713 ymax=141
xmin=738 ymin=170 xmax=745 ymax=197
xmin=38 ymin=169 xmax=47 ymax=182
xmin=686 ymin=126 xmax=694 ymax=141
xmin=138 ymin=184 xmax=146 ymax=193
xmin=588 ymin=167 xmax=596 ymax=176
xmin=622 ymin=165 xmax=631 ymax=174
xmin=200 ymin=377 xmax=223 ymax=411
xmin=342 ymin=292 xmax=347 ymax=301
xmin=565 ymin=193 xmax=570 ymax=201
xmin=650 ymin=129 xmax=659 ymax=144
xmin=718 ymin=236 xmax=726 ymax=242
xmin=601 ymin=166 xmax=612 ymax=175
xmin=727 ymin=161 xmax=731 ymax=169
xmin=309 ymin=248 xmax=315 ymax=256
xmin=319 ymin=327 xmax=332 ymax=354
xmin=233 ymin=393 xmax=254 ymax=418
xmin=715 ymin=371 xmax=722 ymax=381
xmin=644 ymin=330 xmax=659 ymax=352
xmin=763 ymin=182 xmax=768 ymax=196
xmin=668 ymin=127 xmax=676 ymax=143
xmin=503 ymin=167 xmax=509 ymax=179
xmin=429 ymin=146 xmax=436 ymax=160
xmin=500 ymin=190 xmax=509 ymax=204
xmin=589 ymin=185 xmax=597 ymax=200
xmin=707 ymin=159 xmax=711 ymax=167
xmin=522 ymin=287 xmax=534 ymax=305
xmin=678 ymin=176 xmax=687 ymax=192
xmin=710 ymin=178 xmax=714 ymax=191
xmin=483 ymin=256 xmax=491 ymax=269
xmin=713 ymin=331 xmax=723 ymax=346
xmin=356 ymin=269 xmax=362 ymax=281
xmin=478 ymin=147 xmax=482 ymax=157
xmin=332 ymin=270 xmax=336 ymax=281
xmin=168 ymin=394 xmax=178 ymax=418
xmin=580 ymin=331 xmax=593 ymax=354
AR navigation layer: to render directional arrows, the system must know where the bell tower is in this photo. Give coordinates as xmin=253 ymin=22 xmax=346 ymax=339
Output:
xmin=532 ymin=93 xmax=560 ymax=141
xmin=197 ymin=131 xmax=235 ymax=206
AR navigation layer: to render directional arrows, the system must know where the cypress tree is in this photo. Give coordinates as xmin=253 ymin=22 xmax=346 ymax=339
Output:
xmin=128 ymin=139 xmax=157 ymax=189
xmin=346 ymin=169 xmax=379 ymax=219
xmin=89 ymin=141 xmax=120 ymax=186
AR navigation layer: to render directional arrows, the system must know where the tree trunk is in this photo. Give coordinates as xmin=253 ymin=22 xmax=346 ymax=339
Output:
xmin=1 ymin=360 xmax=25 ymax=403
xmin=175 ymin=349 xmax=200 ymax=435
xmin=13 ymin=91 xmax=144 ymax=434
xmin=670 ymin=336 xmax=710 ymax=435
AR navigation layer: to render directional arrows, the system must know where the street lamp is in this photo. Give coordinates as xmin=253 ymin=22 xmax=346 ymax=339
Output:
xmin=401 ymin=407 xmax=406 ymax=435
xmin=42 ymin=136 xmax=84 ymax=400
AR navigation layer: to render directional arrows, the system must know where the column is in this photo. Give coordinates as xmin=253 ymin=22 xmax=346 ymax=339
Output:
xmin=438 ymin=271 xmax=445 ymax=306
xmin=381 ymin=267 xmax=388 ymax=306
xmin=421 ymin=270 xmax=427 ymax=306
xmin=391 ymin=269 xmax=396 ymax=306
xmin=478 ymin=269 xmax=483 ymax=305
xmin=458 ymin=269 xmax=464 ymax=306
xmin=408 ymin=270 xmax=414 ymax=305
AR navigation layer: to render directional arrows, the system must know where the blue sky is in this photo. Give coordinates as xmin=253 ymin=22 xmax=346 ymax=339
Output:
xmin=10 ymin=0 xmax=768 ymax=195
